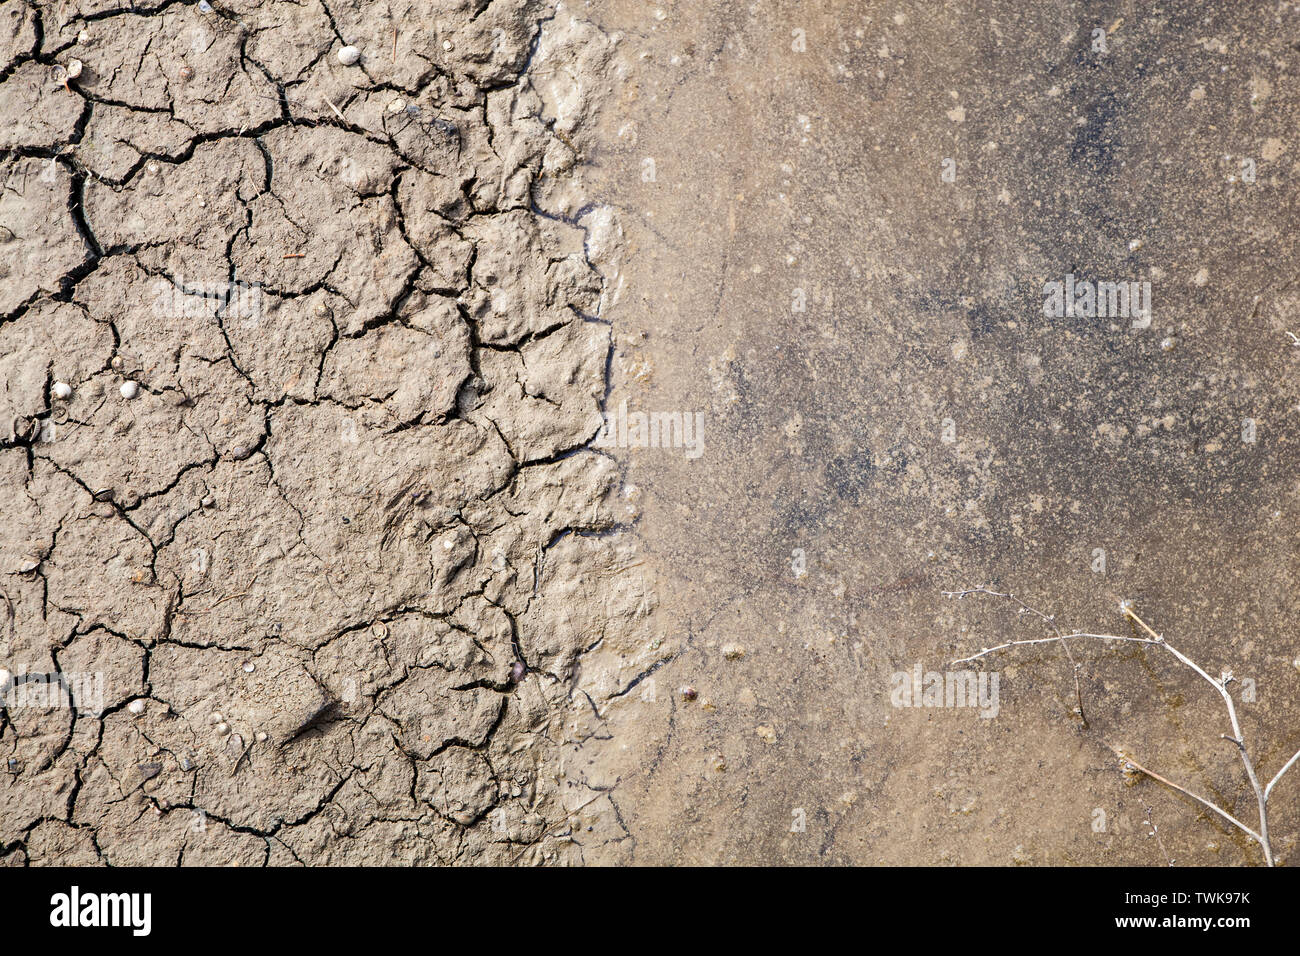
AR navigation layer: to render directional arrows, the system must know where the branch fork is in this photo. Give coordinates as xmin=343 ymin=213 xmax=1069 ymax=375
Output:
xmin=946 ymin=586 xmax=1300 ymax=866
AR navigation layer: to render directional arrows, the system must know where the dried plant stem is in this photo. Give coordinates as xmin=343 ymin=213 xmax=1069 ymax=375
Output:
xmin=945 ymin=586 xmax=1300 ymax=867
xmin=1116 ymin=750 xmax=1261 ymax=844
xmin=945 ymin=587 xmax=1090 ymax=726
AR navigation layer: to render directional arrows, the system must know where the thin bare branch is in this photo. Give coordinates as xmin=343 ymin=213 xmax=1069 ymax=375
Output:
xmin=1112 ymin=748 xmax=1263 ymax=845
xmin=947 ymin=587 xmax=1286 ymax=866
xmin=944 ymin=586 xmax=1089 ymax=723
xmin=948 ymin=632 xmax=1159 ymax=667
xmin=1265 ymin=745 xmax=1300 ymax=802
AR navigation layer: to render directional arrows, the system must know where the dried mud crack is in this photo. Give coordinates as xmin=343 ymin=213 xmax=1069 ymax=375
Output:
xmin=0 ymin=0 xmax=656 ymax=866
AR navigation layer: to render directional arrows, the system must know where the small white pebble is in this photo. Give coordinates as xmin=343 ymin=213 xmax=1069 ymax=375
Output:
xmin=337 ymin=45 xmax=361 ymax=66
xmin=242 ymin=661 xmax=255 ymax=673
xmin=215 ymin=722 xmax=230 ymax=736
xmin=53 ymin=381 xmax=72 ymax=400
xmin=0 ymin=668 xmax=11 ymax=691
xmin=1128 ymin=239 xmax=1143 ymax=251
xmin=127 ymin=699 xmax=146 ymax=716
xmin=119 ymin=380 xmax=139 ymax=399
xmin=65 ymin=59 xmax=82 ymax=79
xmin=256 ymin=732 xmax=268 ymax=742
xmin=442 ymin=39 xmax=453 ymax=51
xmin=443 ymin=538 xmax=455 ymax=550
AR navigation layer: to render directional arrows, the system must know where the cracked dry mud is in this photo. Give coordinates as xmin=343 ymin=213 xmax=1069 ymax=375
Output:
xmin=1 ymin=0 xmax=657 ymax=865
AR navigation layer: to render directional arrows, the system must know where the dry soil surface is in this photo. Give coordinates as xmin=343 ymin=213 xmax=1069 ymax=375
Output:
xmin=4 ymin=0 xmax=1300 ymax=867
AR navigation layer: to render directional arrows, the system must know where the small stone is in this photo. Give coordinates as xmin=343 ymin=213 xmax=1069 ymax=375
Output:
xmin=242 ymin=661 xmax=256 ymax=673
xmin=127 ymin=699 xmax=146 ymax=716
xmin=215 ymin=722 xmax=230 ymax=736
xmin=198 ymin=0 xmax=213 ymax=11
xmin=16 ymin=555 xmax=40 ymax=573
xmin=510 ymin=661 xmax=526 ymax=683
xmin=65 ymin=59 xmax=82 ymax=80
xmin=1160 ymin=337 xmax=1176 ymax=352
xmin=255 ymin=732 xmax=267 ymax=742
xmin=0 ymin=668 xmax=12 ymax=692
xmin=200 ymin=494 xmax=214 ymax=507
xmin=679 ymin=685 xmax=697 ymax=701
xmin=53 ymin=382 xmax=72 ymax=400
xmin=92 ymin=487 xmax=113 ymax=502
xmin=755 ymin=724 xmax=777 ymax=743
xmin=442 ymin=39 xmax=454 ymax=51
xmin=722 ymin=643 xmax=745 ymax=661
xmin=179 ymin=65 xmax=194 ymax=81
xmin=337 ymin=45 xmax=361 ymax=66
xmin=119 ymin=380 xmax=139 ymax=399
xmin=388 ymin=98 xmax=405 ymax=114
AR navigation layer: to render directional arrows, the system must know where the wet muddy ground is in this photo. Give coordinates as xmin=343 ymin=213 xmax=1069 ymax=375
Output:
xmin=577 ymin=0 xmax=1300 ymax=865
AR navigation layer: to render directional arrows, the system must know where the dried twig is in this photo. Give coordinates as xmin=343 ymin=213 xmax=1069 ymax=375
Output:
xmin=945 ymin=586 xmax=1300 ymax=866
xmin=945 ymin=586 xmax=1093 ymax=727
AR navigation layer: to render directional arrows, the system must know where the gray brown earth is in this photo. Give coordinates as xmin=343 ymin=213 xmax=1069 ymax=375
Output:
xmin=5 ymin=0 xmax=1300 ymax=867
